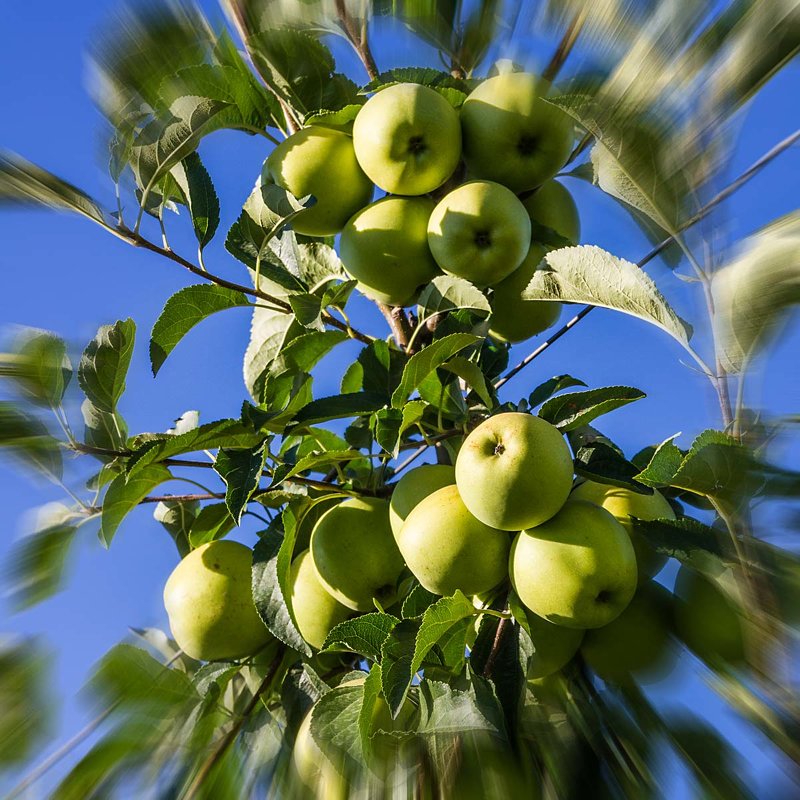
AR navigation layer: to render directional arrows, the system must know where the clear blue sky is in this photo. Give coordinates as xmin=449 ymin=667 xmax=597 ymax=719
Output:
xmin=1 ymin=1 xmax=798 ymax=795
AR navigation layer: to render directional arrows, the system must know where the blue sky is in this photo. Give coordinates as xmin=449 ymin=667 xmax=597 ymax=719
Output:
xmin=1 ymin=1 xmax=798 ymax=795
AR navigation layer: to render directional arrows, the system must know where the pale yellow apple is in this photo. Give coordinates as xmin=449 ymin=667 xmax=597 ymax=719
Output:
xmin=388 ymin=463 xmax=456 ymax=538
xmin=455 ymin=412 xmax=573 ymax=530
xmin=397 ymin=484 xmax=510 ymax=597
xmin=510 ymin=500 xmax=638 ymax=628
xmin=264 ymin=126 xmax=373 ymax=236
xmin=163 ymin=540 xmax=272 ymax=661
xmin=340 ymin=196 xmax=440 ymax=307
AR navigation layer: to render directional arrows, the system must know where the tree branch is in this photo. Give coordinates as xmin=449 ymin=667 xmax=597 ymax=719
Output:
xmin=482 ymin=617 xmax=509 ymax=680
xmin=377 ymin=302 xmax=413 ymax=349
xmin=335 ymin=0 xmax=379 ymax=81
xmin=542 ymin=7 xmax=587 ymax=84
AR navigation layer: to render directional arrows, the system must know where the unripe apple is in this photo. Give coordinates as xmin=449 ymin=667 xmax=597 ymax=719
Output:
xmin=510 ymin=500 xmax=638 ymax=629
xmin=352 ymin=83 xmax=462 ymax=195
xmin=292 ymin=707 xmax=348 ymax=799
xmin=264 ymin=126 xmax=373 ymax=236
xmin=397 ymin=484 xmax=510 ymax=597
xmin=523 ymin=607 xmax=584 ymax=679
xmin=521 ymin=179 xmax=581 ymax=244
xmin=460 ymin=72 xmax=574 ymax=192
xmin=289 ymin=549 xmax=352 ymax=650
xmin=388 ymin=463 xmax=456 ymax=538
xmin=581 ymin=580 xmax=676 ymax=684
xmin=571 ymin=481 xmax=675 ymax=580
xmin=427 ymin=180 xmax=531 ymax=286
xmin=311 ymin=497 xmax=405 ymax=611
xmin=340 ymin=196 xmax=440 ymax=307
xmin=455 ymin=412 xmax=573 ymax=531
xmin=674 ymin=565 xmax=746 ymax=668
xmin=163 ymin=540 xmax=272 ymax=661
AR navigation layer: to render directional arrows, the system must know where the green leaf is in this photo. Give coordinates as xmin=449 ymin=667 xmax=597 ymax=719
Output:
xmin=100 ymin=464 xmax=172 ymax=547
xmin=78 ymin=319 xmax=136 ymax=414
xmin=411 ymin=592 xmax=474 ymax=677
xmin=0 ymin=152 xmax=113 ymax=230
xmin=1 ymin=329 xmax=72 ymax=407
xmin=440 ymin=356 xmax=493 ymax=408
xmin=81 ymin=399 xmax=127 ymax=454
xmin=288 ymin=293 xmax=323 ymax=329
xmin=291 ymin=392 xmax=388 ymax=428
xmin=416 ymin=275 xmax=491 ymax=322
xmin=358 ymin=664 xmax=384 ymax=759
xmin=401 ymin=583 xmax=438 ymax=619
xmin=244 ymin=308 xmax=299 ymax=402
xmin=188 ymin=502 xmax=235 ymax=548
xmin=380 ymin=619 xmax=419 ymax=717
xmin=0 ymin=402 xmax=63 ymax=479
xmin=634 ymin=437 xmax=684 ymax=487
xmin=572 ymin=439 xmax=653 ymax=494
xmin=361 ymin=67 xmax=471 ymax=94
xmin=150 ymin=284 xmax=250 ymax=375
xmin=278 ymin=448 xmax=362 ymax=482
xmin=417 ymin=678 xmax=504 ymax=737
xmin=153 ymin=498 xmax=199 ymax=557
xmin=169 ymin=152 xmax=220 ymax=249
xmin=522 ymin=245 xmax=692 ymax=349
xmin=528 ymin=374 xmax=587 ymax=408
xmin=252 ymin=516 xmax=311 ymax=656
xmin=304 ymin=104 xmax=362 ymax=130
xmin=358 ymin=339 xmax=408 ymax=401
xmin=391 ymin=333 xmax=482 ymax=408
xmin=309 ymin=682 xmax=364 ymax=772
xmin=321 ymin=613 xmax=400 ymax=661
xmin=281 ymin=663 xmax=329 ymax=738
xmin=539 ymin=385 xmax=645 ymax=431
xmin=214 ymin=445 xmax=268 ymax=523
xmin=631 ymin=517 xmax=726 ymax=563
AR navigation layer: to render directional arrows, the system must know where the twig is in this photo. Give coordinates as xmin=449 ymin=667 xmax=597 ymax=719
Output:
xmin=542 ymin=7 xmax=587 ymax=84
xmin=335 ymin=0 xmax=379 ymax=81
xmin=377 ymin=302 xmax=413 ymax=349
xmin=482 ymin=617 xmax=509 ymax=680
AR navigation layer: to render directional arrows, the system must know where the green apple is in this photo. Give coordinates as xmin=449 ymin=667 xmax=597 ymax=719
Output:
xmin=289 ymin=549 xmax=352 ymax=650
xmin=264 ymin=126 xmax=373 ymax=236
xmin=339 ymin=196 xmax=440 ymax=307
xmin=352 ymin=82 xmax=461 ymax=195
xmin=292 ymin=707 xmax=348 ymax=799
xmin=460 ymin=72 xmax=574 ymax=192
xmin=523 ymin=607 xmax=584 ymax=679
xmin=311 ymin=497 xmax=405 ymax=611
xmin=674 ymin=565 xmax=746 ymax=668
xmin=510 ymin=500 xmax=638 ymax=629
xmin=455 ymin=412 xmax=573 ymax=530
xmin=427 ymin=180 xmax=531 ymax=286
xmin=581 ymin=580 xmax=675 ymax=684
xmin=488 ymin=244 xmax=561 ymax=343
xmin=388 ymin=463 xmax=456 ymax=538
xmin=571 ymin=480 xmax=675 ymax=580
xmin=397 ymin=484 xmax=510 ymax=596
xmin=163 ymin=540 xmax=272 ymax=661
xmin=521 ymin=179 xmax=581 ymax=244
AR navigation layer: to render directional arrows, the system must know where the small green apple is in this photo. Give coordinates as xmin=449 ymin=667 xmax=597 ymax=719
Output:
xmin=521 ymin=179 xmax=581 ymax=244
xmin=397 ymin=484 xmax=510 ymax=597
xmin=674 ymin=565 xmax=746 ymax=668
xmin=427 ymin=180 xmax=531 ymax=286
xmin=581 ymin=580 xmax=676 ymax=684
xmin=163 ymin=540 xmax=272 ymax=661
xmin=292 ymin=707 xmax=348 ymax=799
xmin=571 ymin=480 xmax=675 ymax=580
xmin=289 ymin=549 xmax=352 ymax=650
xmin=264 ymin=126 xmax=373 ymax=236
xmin=455 ymin=412 xmax=573 ymax=530
xmin=388 ymin=463 xmax=456 ymax=538
xmin=352 ymin=82 xmax=461 ymax=195
xmin=510 ymin=500 xmax=638 ymax=629
xmin=460 ymin=72 xmax=574 ymax=192
xmin=523 ymin=607 xmax=584 ymax=679
xmin=340 ymin=196 xmax=440 ymax=307
xmin=311 ymin=497 xmax=405 ymax=611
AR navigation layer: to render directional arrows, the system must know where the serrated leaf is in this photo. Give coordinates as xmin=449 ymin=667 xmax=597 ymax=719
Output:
xmin=0 ymin=402 xmax=63 ymax=479
xmin=321 ymin=613 xmax=400 ymax=661
xmin=522 ymin=245 xmax=692 ymax=348
xmin=100 ymin=464 xmax=172 ymax=547
xmin=528 ymin=374 xmax=587 ymax=408
xmin=214 ymin=445 xmax=267 ymax=523
xmin=380 ymin=618 xmax=419 ymax=717
xmin=188 ymin=502 xmax=235 ymax=548
xmin=150 ymin=285 xmax=250 ymax=376
xmin=401 ymin=583 xmax=438 ymax=619
xmin=169 ymin=152 xmax=219 ymax=248
xmin=440 ymin=356 xmax=493 ymax=408
xmin=631 ymin=516 xmax=726 ymax=563
xmin=304 ymin=104 xmax=362 ymax=130
xmin=416 ymin=275 xmax=491 ymax=322
xmin=288 ymin=293 xmax=323 ymax=329
xmin=291 ymin=392 xmax=387 ymax=428
xmin=2 ymin=329 xmax=72 ymax=407
xmin=417 ymin=679 xmax=504 ymax=737
xmin=278 ymin=449 xmax=362 ymax=483
xmin=81 ymin=399 xmax=127 ymax=454
xmin=361 ymin=68 xmax=471 ymax=95
xmin=539 ymin=385 xmax=645 ymax=431
xmin=391 ymin=334 xmax=482 ymax=408
xmin=412 ymin=592 xmax=474 ymax=677
xmin=572 ymin=441 xmax=653 ymax=494
xmin=309 ymin=682 xmax=364 ymax=772
xmin=78 ymin=319 xmax=136 ymax=414
xmin=153 ymin=498 xmax=199 ymax=557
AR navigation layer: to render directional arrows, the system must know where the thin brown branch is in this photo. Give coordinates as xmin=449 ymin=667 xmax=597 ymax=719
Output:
xmin=482 ymin=617 xmax=509 ymax=680
xmin=335 ymin=0 xmax=379 ymax=82
xmin=542 ymin=8 xmax=588 ymax=84
xmin=378 ymin=302 xmax=413 ymax=349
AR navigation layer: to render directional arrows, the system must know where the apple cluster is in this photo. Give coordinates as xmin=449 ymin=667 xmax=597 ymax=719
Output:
xmin=264 ymin=72 xmax=581 ymax=343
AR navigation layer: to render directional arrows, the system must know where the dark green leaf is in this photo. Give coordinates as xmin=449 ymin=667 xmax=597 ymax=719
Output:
xmin=440 ymin=356 xmax=493 ymax=408
xmin=291 ymin=392 xmax=388 ymax=428
xmin=361 ymin=68 xmax=471 ymax=95
xmin=188 ymin=502 xmax=235 ymax=548
xmin=380 ymin=619 xmax=419 ymax=718
xmin=169 ymin=152 xmax=220 ymax=248
xmin=288 ymin=293 xmax=323 ymax=329
xmin=528 ymin=374 xmax=587 ymax=408
xmin=321 ymin=613 xmax=400 ymax=661
xmin=309 ymin=682 xmax=363 ymax=771
xmin=282 ymin=663 xmax=329 ymax=740
xmin=631 ymin=516 xmax=727 ymax=562
xmin=214 ymin=445 xmax=268 ymax=523
xmin=417 ymin=678 xmax=504 ymax=737
xmin=278 ymin=448 xmax=362 ymax=482
xmin=81 ymin=399 xmax=127 ymax=454
xmin=0 ymin=402 xmax=62 ymax=479
xmin=358 ymin=339 xmax=407 ymax=401
xmin=78 ymin=319 xmax=136 ymax=414
xmin=401 ymin=583 xmax=438 ymax=619
xmin=153 ymin=498 xmax=199 ymax=557
xmin=539 ymin=385 xmax=645 ymax=431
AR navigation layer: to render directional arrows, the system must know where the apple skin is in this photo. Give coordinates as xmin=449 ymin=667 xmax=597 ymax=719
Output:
xmin=460 ymin=72 xmax=574 ymax=192
xmin=571 ymin=481 xmax=675 ymax=581
xmin=289 ymin=549 xmax=352 ymax=650
xmin=521 ymin=179 xmax=581 ymax=244
xmin=397 ymin=484 xmax=511 ymax=597
xmin=163 ymin=540 xmax=272 ymax=661
xmin=455 ymin=412 xmax=573 ymax=531
xmin=340 ymin=196 xmax=440 ymax=307
xmin=427 ymin=180 xmax=532 ymax=286
xmin=264 ymin=126 xmax=373 ymax=236
xmin=352 ymin=83 xmax=461 ymax=195
xmin=523 ymin=607 xmax=584 ymax=679
xmin=581 ymin=580 xmax=676 ymax=684
xmin=674 ymin=565 xmax=746 ymax=668
xmin=292 ymin=708 xmax=348 ymax=799
xmin=388 ymin=463 xmax=456 ymax=538
xmin=311 ymin=497 xmax=405 ymax=612
xmin=510 ymin=500 xmax=638 ymax=629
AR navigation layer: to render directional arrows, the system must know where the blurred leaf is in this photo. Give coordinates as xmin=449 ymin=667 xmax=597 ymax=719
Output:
xmin=0 ymin=402 xmax=63 ymax=479
xmin=281 ymin=663 xmax=329 ymax=740
xmin=522 ymin=245 xmax=692 ymax=348
xmin=310 ymin=681 xmax=364 ymax=771
xmin=78 ymin=319 xmax=136 ymax=414
xmin=214 ymin=445 xmax=268 ymax=523
xmin=150 ymin=284 xmax=250 ymax=376
xmin=417 ymin=678 xmax=504 ymax=737
xmin=169 ymin=152 xmax=220 ymax=249
xmin=291 ymin=391 xmax=387 ymax=427
xmin=153 ymin=498 xmax=199 ymax=557
xmin=188 ymin=502 xmax=236 ymax=548
xmin=632 ymin=517 xmax=727 ymax=562
xmin=321 ymin=613 xmax=400 ymax=661
xmin=1 ymin=329 xmax=72 ymax=407
xmin=361 ymin=67 xmax=470 ymax=94
xmin=528 ymin=374 xmax=587 ymax=408
xmin=539 ymin=385 xmax=645 ymax=431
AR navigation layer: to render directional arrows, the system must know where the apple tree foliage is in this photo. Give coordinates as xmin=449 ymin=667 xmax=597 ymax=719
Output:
xmin=1 ymin=1 xmax=800 ymax=797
